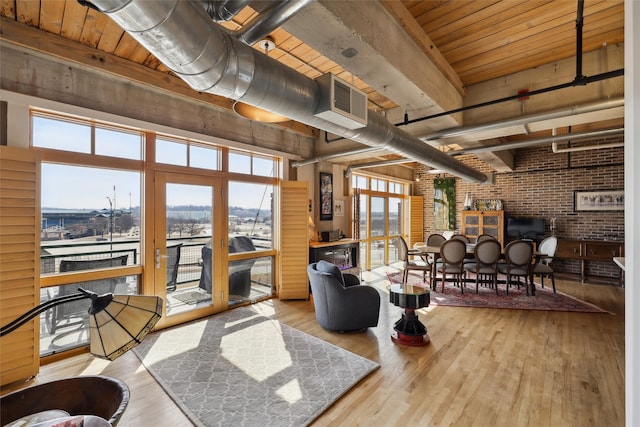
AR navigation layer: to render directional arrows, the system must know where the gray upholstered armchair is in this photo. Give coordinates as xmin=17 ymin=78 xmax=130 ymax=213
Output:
xmin=307 ymin=260 xmax=380 ymax=332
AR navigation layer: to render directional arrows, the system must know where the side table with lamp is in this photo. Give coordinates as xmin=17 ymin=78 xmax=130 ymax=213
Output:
xmin=0 ymin=288 xmax=163 ymax=426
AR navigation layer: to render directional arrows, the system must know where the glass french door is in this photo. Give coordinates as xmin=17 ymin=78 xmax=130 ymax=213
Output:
xmin=154 ymin=172 xmax=224 ymax=327
xmin=360 ymin=194 xmax=405 ymax=270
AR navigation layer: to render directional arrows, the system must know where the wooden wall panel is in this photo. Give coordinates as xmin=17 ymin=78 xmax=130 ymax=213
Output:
xmin=408 ymin=195 xmax=424 ymax=247
xmin=278 ymin=181 xmax=309 ymax=300
xmin=0 ymin=146 xmax=40 ymax=386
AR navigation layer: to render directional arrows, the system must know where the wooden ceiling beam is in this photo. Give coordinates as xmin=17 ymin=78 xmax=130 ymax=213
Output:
xmin=0 ymin=17 xmax=318 ymax=138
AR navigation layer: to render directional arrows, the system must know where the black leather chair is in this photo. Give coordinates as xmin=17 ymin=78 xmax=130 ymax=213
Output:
xmin=199 ymin=236 xmax=257 ymax=297
xmin=307 ymin=260 xmax=380 ymax=332
xmin=464 ymin=239 xmax=502 ymax=294
xmin=497 ymin=240 xmax=534 ymax=295
xmin=165 ymin=243 xmax=182 ymax=292
xmin=47 ymin=255 xmax=128 ymax=334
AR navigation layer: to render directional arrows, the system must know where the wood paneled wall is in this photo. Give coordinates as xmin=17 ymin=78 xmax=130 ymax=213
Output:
xmin=408 ymin=195 xmax=424 ymax=246
xmin=0 ymin=146 xmax=40 ymax=386
xmin=278 ymin=181 xmax=309 ymax=300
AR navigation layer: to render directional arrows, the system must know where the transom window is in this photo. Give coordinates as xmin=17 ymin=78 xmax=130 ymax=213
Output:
xmin=156 ymin=135 xmax=221 ymax=170
xmin=229 ymin=149 xmax=279 ymax=178
xmin=32 ymin=110 xmax=143 ymax=160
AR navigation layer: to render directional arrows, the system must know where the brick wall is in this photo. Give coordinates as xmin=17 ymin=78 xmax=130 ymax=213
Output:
xmin=414 ymin=137 xmax=624 ymax=281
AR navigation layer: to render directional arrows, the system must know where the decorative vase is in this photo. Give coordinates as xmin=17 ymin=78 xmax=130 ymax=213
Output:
xmin=464 ymin=193 xmax=473 ymax=210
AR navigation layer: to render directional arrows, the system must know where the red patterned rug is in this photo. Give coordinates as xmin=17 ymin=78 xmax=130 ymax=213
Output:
xmin=386 ymin=272 xmax=609 ymax=313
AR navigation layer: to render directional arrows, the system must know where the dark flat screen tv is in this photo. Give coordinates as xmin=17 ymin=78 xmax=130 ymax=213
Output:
xmin=506 ymin=217 xmax=546 ymax=240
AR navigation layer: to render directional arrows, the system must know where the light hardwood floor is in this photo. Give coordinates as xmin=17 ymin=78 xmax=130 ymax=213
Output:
xmin=2 ymin=270 xmax=625 ymax=427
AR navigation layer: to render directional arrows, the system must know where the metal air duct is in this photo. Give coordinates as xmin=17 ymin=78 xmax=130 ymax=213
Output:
xmin=202 ymin=0 xmax=252 ymax=22
xmin=235 ymin=0 xmax=314 ymax=46
xmin=86 ymin=0 xmax=489 ymax=184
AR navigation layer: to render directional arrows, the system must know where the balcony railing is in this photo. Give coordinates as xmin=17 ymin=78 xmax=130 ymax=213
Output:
xmin=41 ymin=235 xmax=272 ymax=286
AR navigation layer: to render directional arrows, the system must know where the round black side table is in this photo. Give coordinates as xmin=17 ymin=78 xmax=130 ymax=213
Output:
xmin=388 ymin=283 xmax=430 ymax=346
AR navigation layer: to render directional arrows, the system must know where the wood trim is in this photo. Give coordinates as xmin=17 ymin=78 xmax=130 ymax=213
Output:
xmin=0 ymin=146 xmax=41 ymax=386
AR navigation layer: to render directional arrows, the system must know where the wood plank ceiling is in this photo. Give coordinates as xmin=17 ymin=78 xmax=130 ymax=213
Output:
xmin=0 ymin=0 xmax=625 ymax=171
xmin=0 ymin=0 xmax=624 ymax=112
xmin=403 ymin=0 xmax=624 ymax=87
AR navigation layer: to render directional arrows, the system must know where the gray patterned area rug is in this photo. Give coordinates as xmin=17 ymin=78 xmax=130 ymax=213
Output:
xmin=133 ymin=306 xmax=379 ymax=427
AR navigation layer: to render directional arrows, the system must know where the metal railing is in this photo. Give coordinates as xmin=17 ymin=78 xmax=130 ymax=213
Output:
xmin=42 ymin=235 xmax=273 ymax=287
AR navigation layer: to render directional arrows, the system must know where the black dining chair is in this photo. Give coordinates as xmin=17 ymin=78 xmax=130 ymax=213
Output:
xmin=450 ymin=234 xmax=471 ymax=243
xmin=397 ymin=236 xmax=432 ymax=284
xmin=434 ymin=239 xmax=467 ymax=293
xmin=476 ymin=233 xmax=497 ymax=243
xmin=47 ymin=255 xmax=129 ymax=334
xmin=533 ymin=236 xmax=558 ymax=293
xmin=497 ymin=240 xmax=534 ymax=295
xmin=464 ymin=239 xmax=502 ymax=294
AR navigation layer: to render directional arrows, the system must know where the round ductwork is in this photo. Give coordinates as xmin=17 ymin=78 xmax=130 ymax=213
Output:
xmin=232 ymin=101 xmax=290 ymax=123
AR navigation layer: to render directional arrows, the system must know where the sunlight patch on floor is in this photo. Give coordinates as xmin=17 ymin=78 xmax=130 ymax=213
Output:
xmin=220 ymin=319 xmax=292 ymax=382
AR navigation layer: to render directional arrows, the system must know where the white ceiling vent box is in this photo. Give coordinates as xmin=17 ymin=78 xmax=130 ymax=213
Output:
xmin=314 ymin=73 xmax=368 ymax=130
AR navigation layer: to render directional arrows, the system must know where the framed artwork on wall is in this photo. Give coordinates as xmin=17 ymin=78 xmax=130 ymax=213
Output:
xmin=334 ymin=200 xmax=344 ymax=217
xmin=574 ymin=189 xmax=624 ymax=212
xmin=320 ymin=172 xmax=333 ymax=221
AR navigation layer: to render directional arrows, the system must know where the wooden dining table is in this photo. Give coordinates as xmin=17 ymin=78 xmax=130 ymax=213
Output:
xmin=411 ymin=243 xmax=547 ymax=296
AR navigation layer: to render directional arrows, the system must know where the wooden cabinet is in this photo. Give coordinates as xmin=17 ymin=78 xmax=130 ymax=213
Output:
xmin=556 ymin=239 xmax=624 ymax=283
xmin=556 ymin=239 xmax=582 ymax=258
xmin=461 ymin=210 xmax=504 ymax=246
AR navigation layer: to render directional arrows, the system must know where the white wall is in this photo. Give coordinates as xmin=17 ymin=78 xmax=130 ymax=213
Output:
xmin=625 ymin=0 xmax=638 ymax=425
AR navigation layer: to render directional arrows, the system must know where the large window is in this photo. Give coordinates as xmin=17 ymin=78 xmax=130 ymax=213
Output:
xmin=34 ymin=111 xmax=144 ymax=357
xmin=228 ymin=181 xmax=275 ymax=304
xmin=31 ymin=109 xmax=281 ymax=356
xmin=41 ymin=164 xmax=142 ymax=273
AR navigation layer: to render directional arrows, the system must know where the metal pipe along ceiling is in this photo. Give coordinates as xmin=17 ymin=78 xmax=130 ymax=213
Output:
xmin=291 ymin=147 xmax=385 ymax=168
xmin=421 ymin=97 xmax=624 ymax=142
xmin=345 ymin=159 xmax=414 ymax=178
xmin=298 ymin=98 xmax=625 ymax=165
xmin=87 ymin=0 xmax=489 ymax=184
xmin=450 ymin=128 xmax=624 ymax=155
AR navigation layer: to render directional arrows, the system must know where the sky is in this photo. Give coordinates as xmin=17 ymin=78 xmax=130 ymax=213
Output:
xmin=42 ymin=164 xmax=141 ymax=211
xmin=42 ymin=164 xmax=273 ymax=211
xmin=36 ymin=116 xmax=275 ymax=211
